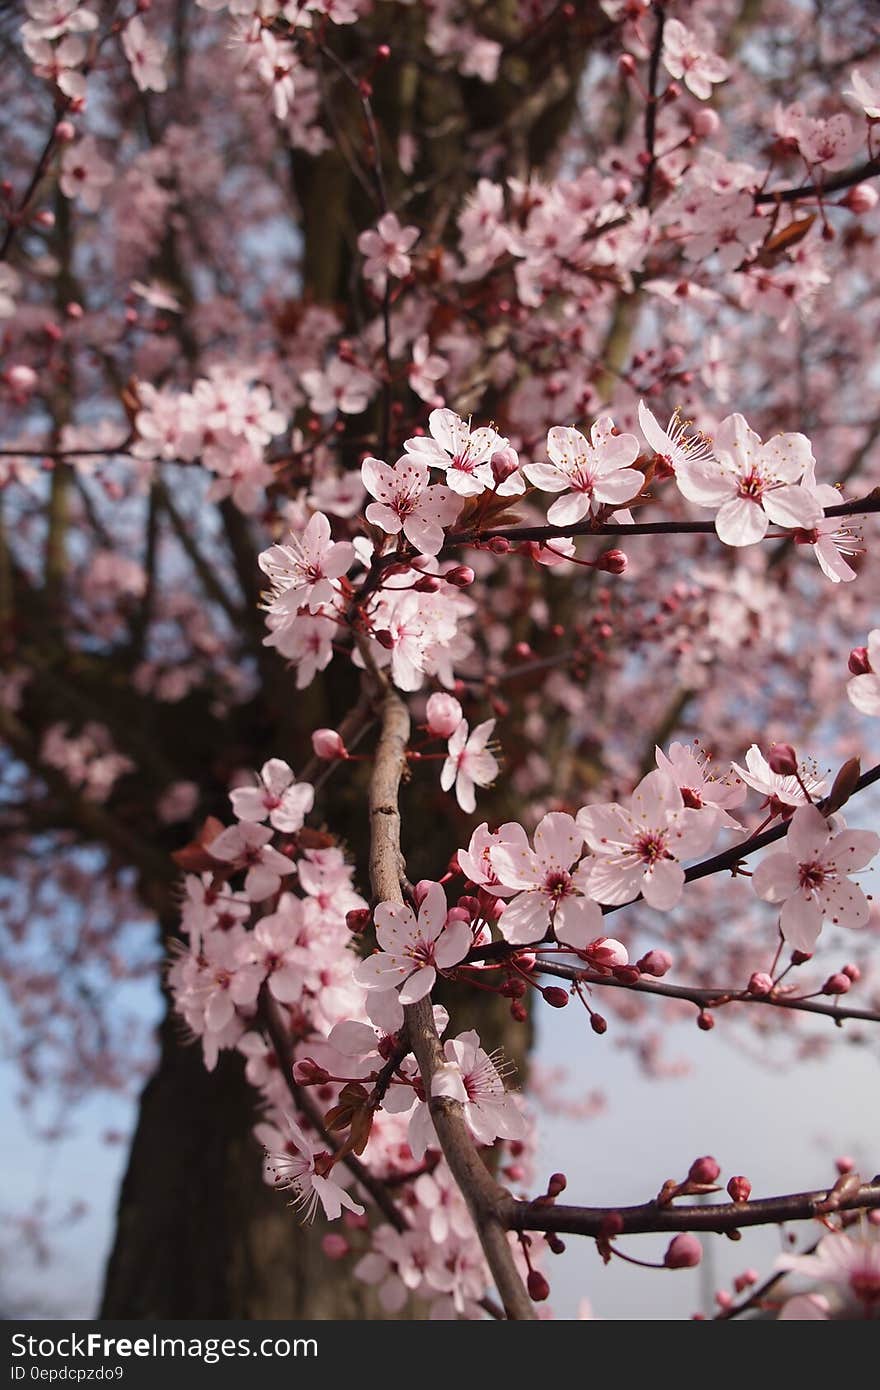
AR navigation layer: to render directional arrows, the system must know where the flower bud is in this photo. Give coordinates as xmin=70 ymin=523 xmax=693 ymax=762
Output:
xmin=587 ymin=937 xmax=629 ymax=970
xmin=546 ymin=1234 xmax=566 ymax=1255
xmin=727 ymin=1175 xmax=751 ymax=1203
xmin=835 ymin=1155 xmax=855 ymax=1174
xmin=426 ymin=692 xmax=463 ymax=738
xmin=664 ymin=1233 xmax=702 ymax=1269
xmin=527 ymin=1270 xmax=550 ymax=1302
xmin=322 ymin=1233 xmax=350 ymax=1259
xmin=790 ymin=949 xmax=812 ymax=966
xmin=311 ymin=728 xmax=347 ymax=760
xmin=688 ymin=1156 xmax=720 ymax=1185
xmin=374 ymin=628 xmax=395 ymax=649
xmin=733 ymin=1268 xmax=758 ymax=1293
xmin=637 ymin=949 xmax=673 ymax=977
xmin=767 ymin=742 xmax=798 ymax=776
xmin=595 ymin=548 xmax=628 ymax=575
xmin=748 ymin=971 xmax=774 ymax=997
xmin=697 ymin=1010 xmax=714 ymax=1031
xmin=488 ymin=536 xmax=511 ymax=554
xmin=691 ymin=108 xmax=720 ymax=138
xmin=590 ymin=1013 xmax=608 ymax=1035
xmin=842 ymin=962 xmax=861 ymax=982
xmin=293 ymin=1058 xmax=330 ymax=1084
xmin=848 ymin=645 xmax=871 ymax=676
xmin=547 ymin=1172 xmax=567 ymax=1198
xmin=346 ymin=907 xmax=371 ymax=934
xmin=4 ymin=364 xmax=37 ymax=393
xmin=510 ymin=1001 xmax=527 ymax=1022
xmin=841 ymin=182 xmax=879 ymax=214
xmin=822 ymin=972 xmax=851 ymax=995
xmin=445 ymin=565 xmax=475 ymax=588
xmin=444 ymin=906 xmax=471 ymax=927
xmin=490 ymin=445 xmax=519 ymax=485
xmin=414 ymin=575 xmax=441 ymax=593
xmin=543 ymin=987 xmax=569 ymax=1009
xmin=618 ymin=53 xmax=637 ymax=78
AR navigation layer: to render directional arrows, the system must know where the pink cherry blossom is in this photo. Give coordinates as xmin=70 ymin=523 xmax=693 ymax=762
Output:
xmin=524 ymin=418 xmax=642 ymax=526
xmin=490 ymin=811 xmax=600 ymax=946
xmin=357 ymin=212 xmax=419 ymax=290
xmin=229 ymin=759 xmax=314 ymax=832
xmin=662 ymin=18 xmax=729 ymax=101
xmin=654 ymin=741 xmax=745 ymax=831
xmin=425 ymin=692 xmax=463 ymax=739
xmin=403 ymin=409 xmax=506 ymax=497
xmin=578 ymin=771 xmax=719 ymax=910
xmin=262 ymin=1114 xmax=365 ymax=1222
xmin=847 ymin=630 xmax=880 ymax=716
xmin=637 ymin=401 xmax=716 ymax=474
xmin=675 ymin=413 xmax=822 ymax=546
xmin=122 ymin=16 xmax=167 ymax=93
xmin=353 ymin=883 xmax=472 ymax=1004
xmin=777 ymin=1230 xmax=880 ymax=1316
xmin=258 ymin=512 xmax=355 ymax=614
xmin=846 ymin=69 xmax=880 ymax=119
xmin=60 ymin=137 xmax=113 ymax=212
xmin=440 ymin=719 xmax=498 ymax=813
xmin=362 ymin=455 xmax=460 ymax=555
xmin=753 ymin=804 xmax=879 ymax=951
xmin=408 ymin=1030 xmax=525 ymax=1160
xmin=208 ymin=823 xmax=296 ymax=902
xmin=457 ymin=821 xmax=531 ymax=893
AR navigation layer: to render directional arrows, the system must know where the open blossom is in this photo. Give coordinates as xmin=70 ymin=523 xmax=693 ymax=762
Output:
xmin=362 ymin=456 xmax=460 ymax=556
xmin=60 ymin=137 xmax=113 ymax=212
xmin=353 ymin=883 xmax=472 ymax=1004
xmin=523 ymin=419 xmax=642 ymax=526
xmin=208 ymin=823 xmax=296 ymax=901
xmin=301 ymin=357 xmax=375 ymax=416
xmin=848 ymin=631 xmax=880 ymax=716
xmin=675 ymin=413 xmax=822 ymax=547
xmin=753 ymin=804 xmax=879 ymax=952
xmin=490 ymin=812 xmax=601 ymax=947
xmin=731 ymin=744 xmax=827 ymax=810
xmin=662 ymin=18 xmax=729 ymax=100
xmin=403 ymin=409 xmax=506 ymax=497
xmin=776 ymin=1230 xmax=880 ymax=1317
xmin=457 ymin=821 xmax=530 ymax=892
xmin=259 ymin=512 xmax=355 ymax=614
xmin=23 ymin=32 xmax=87 ymax=98
xmin=846 ymin=69 xmax=880 ymax=119
xmin=262 ymin=1114 xmax=364 ymax=1222
xmin=637 ymin=401 xmax=716 ymax=475
xmin=440 ymin=719 xmax=498 ymax=814
xmin=578 ymin=771 xmax=719 ymax=911
xmin=122 ymin=16 xmax=167 ymax=92
xmin=408 ymin=1030 xmax=525 ymax=1160
xmin=792 ymin=460 xmax=860 ymax=583
xmin=655 ymin=742 xmax=745 ymax=832
xmin=229 ymin=759 xmax=314 ymax=832
xmin=357 ymin=212 xmax=419 ymax=289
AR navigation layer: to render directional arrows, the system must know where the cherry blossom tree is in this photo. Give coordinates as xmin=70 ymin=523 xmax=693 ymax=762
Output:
xmin=3 ymin=0 xmax=880 ymax=1321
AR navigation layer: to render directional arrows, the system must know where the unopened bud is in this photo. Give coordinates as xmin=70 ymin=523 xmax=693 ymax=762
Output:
xmin=321 ymin=1233 xmax=350 ymax=1259
xmin=375 ymin=43 xmax=391 ymax=62
xmin=835 ymin=1155 xmax=855 ymax=1174
xmin=543 ymin=987 xmax=569 ymax=1009
xmin=413 ymin=574 xmax=441 ymax=593
xmin=293 ymin=1058 xmax=330 ymax=1084
xmin=767 ymin=742 xmax=798 ymax=776
xmin=637 ymin=949 xmax=673 ymax=977
xmin=727 ymin=1175 xmax=751 ymax=1203
xmin=842 ymin=963 xmax=861 ymax=982
xmin=547 ymin=1172 xmax=567 ymax=1198
xmin=691 ymin=108 xmax=720 ymax=139
xmin=590 ymin=1013 xmax=608 ymax=1035
xmin=426 ymin=691 xmax=463 ymax=738
xmin=618 ymin=53 xmax=637 ymax=78
xmin=55 ymin=120 xmax=76 ymax=143
xmin=374 ymin=628 xmax=395 ymax=649
xmin=527 ymin=1270 xmax=550 ymax=1302
xmin=345 ymin=908 xmax=371 ymax=934
xmin=748 ymin=971 xmax=774 ymax=997
xmin=510 ymin=1001 xmax=527 ymax=1022
xmin=596 ymin=548 xmax=628 ymax=575
xmin=790 ymin=949 xmax=812 ymax=966
xmin=664 ymin=1233 xmax=702 ymax=1269
xmin=444 ymin=906 xmax=471 ymax=927
xmin=688 ymin=1156 xmax=721 ymax=1185
xmin=490 ymin=445 xmax=520 ymax=485
xmin=311 ymin=728 xmax=347 ymax=760
xmin=546 ymin=1234 xmax=566 ymax=1254
xmin=445 ymin=565 xmax=475 ymax=588
xmin=697 ymin=1010 xmax=715 ymax=1031
xmin=848 ymin=645 xmax=871 ymax=676
xmin=841 ymin=183 xmax=878 ymax=214
xmin=488 ymin=536 xmax=511 ymax=554
xmin=822 ymin=972 xmax=851 ymax=996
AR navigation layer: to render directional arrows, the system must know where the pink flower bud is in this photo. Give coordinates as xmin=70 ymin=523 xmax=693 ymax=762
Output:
xmin=612 ymin=965 xmax=641 ymax=984
xmin=293 ymin=1058 xmax=330 ymax=1084
xmin=413 ymin=879 xmax=435 ymax=907
xmin=733 ymin=1268 xmax=758 ymax=1293
xmin=527 ymin=1270 xmax=550 ymax=1302
xmin=55 ymin=120 xmax=76 ymax=143
xmin=311 ymin=728 xmax=347 ymax=760
xmin=322 ymin=1233 xmax=350 ymax=1260
xmin=426 ymin=692 xmax=463 ymax=738
xmin=688 ymin=1155 xmax=721 ymax=1185
xmin=691 ymin=108 xmax=721 ymax=138
xmin=457 ymin=895 xmax=480 ymax=916
xmin=444 ymin=906 xmax=471 ymax=927
xmin=664 ymin=1233 xmax=702 ymax=1269
xmin=715 ymin=1290 xmax=733 ymax=1311
xmin=345 ymin=908 xmax=371 ymax=933
xmin=822 ymin=972 xmax=851 ymax=995
xmin=748 ymin=971 xmax=774 ymax=997
xmin=618 ymin=53 xmax=637 ymax=78
xmin=841 ymin=183 xmax=878 ymax=214
xmin=414 ymin=575 xmax=441 ymax=593
xmin=445 ymin=565 xmax=475 ymax=588
xmin=488 ymin=536 xmax=511 ymax=554
xmin=727 ymin=1176 xmax=752 ymax=1203
xmin=34 ymin=210 xmax=55 ymax=228
xmin=490 ymin=445 xmax=520 ymax=485
xmin=66 ymin=301 xmax=83 ymax=319
xmin=587 ymin=937 xmax=629 ymax=970
xmin=835 ymin=1155 xmax=855 ymax=1175
xmin=4 ymin=364 xmax=37 ymax=393
xmin=596 ymin=548 xmax=628 ymax=575
xmin=842 ymin=963 xmax=861 ymax=982
xmin=767 ymin=742 xmax=798 ymax=776
xmin=848 ymin=645 xmax=871 ymax=676
xmin=637 ymin=949 xmax=673 ymax=977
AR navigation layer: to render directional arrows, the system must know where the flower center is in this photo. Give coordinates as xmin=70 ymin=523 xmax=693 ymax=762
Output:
xmin=544 ymin=869 xmax=572 ymax=899
xmin=737 ymin=470 xmax=765 ymax=501
xmin=798 ymin=860 xmax=827 ymax=892
xmin=633 ymin=832 xmax=667 ymax=865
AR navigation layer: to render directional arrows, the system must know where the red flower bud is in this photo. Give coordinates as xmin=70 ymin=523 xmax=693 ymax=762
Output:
xmin=547 ymin=1172 xmax=567 ymax=1198
xmin=848 ymin=645 xmax=871 ymax=675
xmin=527 ymin=1270 xmax=550 ymax=1302
xmin=748 ymin=971 xmax=774 ymax=997
xmin=445 ymin=566 xmax=475 ymax=588
xmin=696 ymin=1010 xmax=715 ymax=1031
xmin=688 ymin=1156 xmax=721 ymax=1185
xmin=637 ymin=949 xmax=673 ymax=977
xmin=595 ymin=548 xmax=628 ymax=575
xmin=727 ymin=1175 xmax=752 ymax=1203
xmin=543 ymin=987 xmax=569 ymax=1009
xmin=822 ymin=972 xmax=851 ymax=995
xmin=590 ymin=1013 xmax=608 ymax=1035
xmin=345 ymin=908 xmax=371 ymax=934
